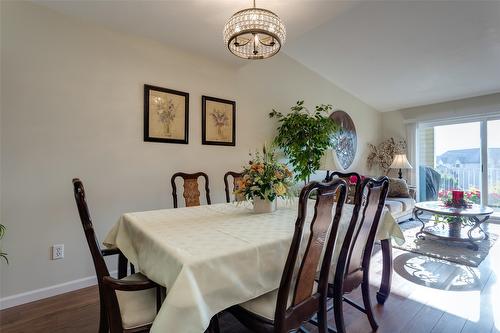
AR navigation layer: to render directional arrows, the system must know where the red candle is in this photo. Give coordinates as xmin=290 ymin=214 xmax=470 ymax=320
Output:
xmin=452 ymin=190 xmax=464 ymax=204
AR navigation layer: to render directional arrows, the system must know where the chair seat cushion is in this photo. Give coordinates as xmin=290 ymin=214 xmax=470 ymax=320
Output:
xmin=115 ymin=273 xmax=157 ymax=330
xmin=239 ymin=282 xmax=318 ymax=321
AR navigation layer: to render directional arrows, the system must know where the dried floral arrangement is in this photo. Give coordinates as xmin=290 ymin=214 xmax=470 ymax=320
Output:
xmin=367 ymin=137 xmax=407 ymax=174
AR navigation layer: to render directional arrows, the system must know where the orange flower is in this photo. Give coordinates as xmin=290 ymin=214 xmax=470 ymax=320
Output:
xmin=251 ymin=163 xmax=264 ymax=174
xmin=236 ymin=179 xmax=246 ymax=190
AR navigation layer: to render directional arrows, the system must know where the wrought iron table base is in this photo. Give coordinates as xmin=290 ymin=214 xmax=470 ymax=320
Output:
xmin=414 ymin=208 xmax=489 ymax=251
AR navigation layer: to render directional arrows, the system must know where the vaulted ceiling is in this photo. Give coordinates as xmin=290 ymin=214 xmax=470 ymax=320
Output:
xmin=37 ymin=0 xmax=500 ymax=112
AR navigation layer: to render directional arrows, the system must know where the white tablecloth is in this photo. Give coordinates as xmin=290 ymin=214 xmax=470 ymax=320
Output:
xmin=104 ymin=200 xmax=404 ymax=333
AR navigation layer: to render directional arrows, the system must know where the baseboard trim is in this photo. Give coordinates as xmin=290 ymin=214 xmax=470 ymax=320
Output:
xmin=0 ymin=270 xmax=116 ymax=310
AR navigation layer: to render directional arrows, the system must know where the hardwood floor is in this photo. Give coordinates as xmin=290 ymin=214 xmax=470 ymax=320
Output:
xmin=2 ymin=226 xmax=500 ymax=333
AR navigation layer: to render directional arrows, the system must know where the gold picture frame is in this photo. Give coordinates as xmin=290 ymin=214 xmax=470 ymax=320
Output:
xmin=144 ymin=84 xmax=189 ymax=144
xmin=202 ymin=96 xmax=236 ymax=146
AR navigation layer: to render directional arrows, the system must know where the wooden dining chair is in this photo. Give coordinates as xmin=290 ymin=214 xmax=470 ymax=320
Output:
xmin=328 ymin=176 xmax=389 ymax=333
xmin=223 ymin=171 xmax=244 ymax=203
xmin=72 ymin=179 xmax=163 ymax=333
xmin=326 ymin=171 xmax=362 ymax=205
xmin=171 ymin=172 xmax=211 ymax=208
xmin=222 ymin=178 xmax=348 ymax=333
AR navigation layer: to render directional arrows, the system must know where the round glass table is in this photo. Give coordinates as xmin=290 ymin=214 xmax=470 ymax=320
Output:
xmin=413 ymin=201 xmax=494 ymax=251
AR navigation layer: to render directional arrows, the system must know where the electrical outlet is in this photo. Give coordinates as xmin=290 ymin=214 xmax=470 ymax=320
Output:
xmin=52 ymin=244 xmax=64 ymax=260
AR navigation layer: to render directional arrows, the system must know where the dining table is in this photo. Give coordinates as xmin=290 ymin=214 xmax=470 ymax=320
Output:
xmin=104 ymin=199 xmax=405 ymax=333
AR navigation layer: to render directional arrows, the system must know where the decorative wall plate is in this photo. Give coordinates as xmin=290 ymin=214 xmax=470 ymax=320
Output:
xmin=330 ymin=110 xmax=357 ymax=170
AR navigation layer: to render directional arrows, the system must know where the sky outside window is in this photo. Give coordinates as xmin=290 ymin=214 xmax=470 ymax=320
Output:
xmin=434 ymin=122 xmax=480 ymax=157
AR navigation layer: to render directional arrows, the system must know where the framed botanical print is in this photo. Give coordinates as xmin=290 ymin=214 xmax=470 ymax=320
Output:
xmin=144 ymin=84 xmax=189 ymax=144
xmin=202 ymin=96 xmax=236 ymax=146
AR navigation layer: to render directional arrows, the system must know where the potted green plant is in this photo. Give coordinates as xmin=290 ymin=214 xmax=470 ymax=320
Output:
xmin=269 ymin=100 xmax=337 ymax=183
xmin=0 ymin=223 xmax=7 ymax=263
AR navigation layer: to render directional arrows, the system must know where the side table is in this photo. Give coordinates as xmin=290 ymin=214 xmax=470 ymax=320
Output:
xmin=413 ymin=201 xmax=493 ymax=251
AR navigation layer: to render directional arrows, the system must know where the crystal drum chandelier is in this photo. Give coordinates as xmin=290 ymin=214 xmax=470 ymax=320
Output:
xmin=223 ymin=0 xmax=286 ymax=60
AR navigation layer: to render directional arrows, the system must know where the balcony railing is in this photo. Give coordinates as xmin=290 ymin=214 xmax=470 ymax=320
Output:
xmin=436 ymin=165 xmax=500 ymax=208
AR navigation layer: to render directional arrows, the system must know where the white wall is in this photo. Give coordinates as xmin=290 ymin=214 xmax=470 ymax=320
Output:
xmin=380 ymin=93 xmax=500 ymax=181
xmin=382 ymin=92 xmax=500 ymax=138
xmin=0 ymin=1 xmax=381 ymax=301
xmin=237 ymin=55 xmax=381 ymax=177
xmin=0 ymin=0 xmax=3 ymax=253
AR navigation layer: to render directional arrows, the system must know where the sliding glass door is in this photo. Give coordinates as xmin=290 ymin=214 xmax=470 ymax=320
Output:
xmin=487 ymin=120 xmax=500 ymax=209
xmin=417 ymin=117 xmax=499 ymax=212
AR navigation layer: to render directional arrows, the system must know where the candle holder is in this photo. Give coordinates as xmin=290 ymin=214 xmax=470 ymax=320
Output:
xmin=452 ymin=190 xmax=464 ymax=205
xmin=442 ymin=189 xmax=471 ymax=209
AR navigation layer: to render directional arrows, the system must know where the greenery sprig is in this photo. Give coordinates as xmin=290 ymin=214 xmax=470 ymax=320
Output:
xmin=269 ymin=100 xmax=337 ymax=182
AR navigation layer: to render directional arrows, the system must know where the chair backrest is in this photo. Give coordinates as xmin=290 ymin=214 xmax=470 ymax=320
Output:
xmin=73 ymin=179 xmax=123 ymax=332
xmin=171 ymin=172 xmax=211 ymax=208
xmin=274 ymin=179 xmax=347 ymax=331
xmin=328 ymin=171 xmax=362 ymax=204
xmin=73 ymin=178 xmax=110 ymax=281
xmin=335 ymin=177 xmax=389 ymax=293
xmin=223 ymin=171 xmax=244 ymax=203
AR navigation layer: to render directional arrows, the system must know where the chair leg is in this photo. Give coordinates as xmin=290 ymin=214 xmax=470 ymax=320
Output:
xmin=361 ymin=278 xmax=378 ymax=331
xmin=98 ymin=296 xmax=109 ymax=333
xmin=317 ymin=299 xmax=328 ymax=333
xmin=376 ymin=238 xmax=392 ymax=305
xmin=333 ymin=296 xmax=346 ymax=333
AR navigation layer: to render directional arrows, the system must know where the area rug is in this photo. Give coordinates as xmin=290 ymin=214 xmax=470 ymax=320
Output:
xmin=393 ymin=220 xmax=498 ymax=267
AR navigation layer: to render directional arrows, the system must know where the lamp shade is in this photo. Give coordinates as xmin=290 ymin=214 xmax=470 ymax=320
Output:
xmin=390 ymin=154 xmax=412 ymax=169
xmin=319 ymin=149 xmax=337 ymax=170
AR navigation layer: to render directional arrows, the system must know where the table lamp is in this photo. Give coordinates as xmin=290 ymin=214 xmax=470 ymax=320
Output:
xmin=319 ymin=149 xmax=337 ymax=181
xmin=389 ymin=153 xmax=412 ymax=179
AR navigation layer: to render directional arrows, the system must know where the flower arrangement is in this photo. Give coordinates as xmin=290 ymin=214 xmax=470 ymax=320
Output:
xmin=466 ymin=188 xmax=481 ymax=204
xmin=440 ymin=190 xmax=473 ymax=209
xmin=349 ymin=175 xmax=366 ymax=185
xmin=235 ymin=146 xmax=294 ymax=202
xmin=438 ymin=187 xmax=481 ymax=207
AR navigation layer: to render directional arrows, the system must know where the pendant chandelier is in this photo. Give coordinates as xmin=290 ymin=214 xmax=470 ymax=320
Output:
xmin=223 ymin=0 xmax=286 ymax=60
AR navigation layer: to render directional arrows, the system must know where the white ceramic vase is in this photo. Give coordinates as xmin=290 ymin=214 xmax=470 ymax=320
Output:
xmin=253 ymin=197 xmax=277 ymax=213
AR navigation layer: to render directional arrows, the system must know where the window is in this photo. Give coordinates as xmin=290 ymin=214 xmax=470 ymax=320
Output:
xmin=417 ymin=118 xmax=500 ymax=213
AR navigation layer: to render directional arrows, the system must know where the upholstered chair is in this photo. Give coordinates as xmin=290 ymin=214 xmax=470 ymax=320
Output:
xmin=73 ymin=179 xmax=163 ymax=333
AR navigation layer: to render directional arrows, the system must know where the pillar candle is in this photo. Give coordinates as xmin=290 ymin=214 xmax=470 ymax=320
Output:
xmin=452 ymin=190 xmax=464 ymax=204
